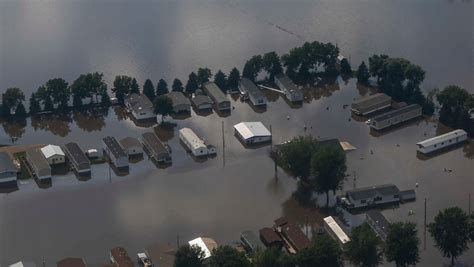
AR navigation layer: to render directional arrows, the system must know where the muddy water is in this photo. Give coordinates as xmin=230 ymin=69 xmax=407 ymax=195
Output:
xmin=0 ymin=78 xmax=472 ymax=265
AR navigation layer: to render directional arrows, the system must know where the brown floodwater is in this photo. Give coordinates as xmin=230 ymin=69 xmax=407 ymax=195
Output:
xmin=0 ymin=78 xmax=472 ymax=265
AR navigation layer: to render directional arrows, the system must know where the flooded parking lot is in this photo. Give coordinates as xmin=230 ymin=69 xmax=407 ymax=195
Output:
xmin=0 ymin=78 xmax=472 ymax=265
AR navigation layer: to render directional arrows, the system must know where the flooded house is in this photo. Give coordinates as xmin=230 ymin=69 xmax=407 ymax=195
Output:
xmin=141 ymin=132 xmax=171 ymax=163
xmin=274 ymin=74 xmax=303 ymax=102
xmin=202 ymin=82 xmax=231 ymax=111
xmin=234 ymin=122 xmax=272 ymax=145
xmin=124 ymin=93 xmax=155 ymax=121
xmin=351 ymin=93 xmax=392 ymax=115
xmin=120 ymin=137 xmax=143 ymax=157
xmin=62 ymin=142 xmax=91 ymax=175
xmin=339 ymin=184 xmax=403 ymax=209
xmin=240 ymin=230 xmax=265 ymax=255
xmin=9 ymin=262 xmax=37 ymax=267
xmin=109 ymin=247 xmax=134 ymax=267
xmin=40 ymin=145 xmax=66 ymax=165
xmin=25 ymin=149 xmax=52 ymax=181
xmin=416 ymin=129 xmax=468 ymax=154
xmin=102 ymin=136 xmax=129 ymax=169
xmin=238 ymin=78 xmax=267 ymax=106
xmin=179 ymin=128 xmax=216 ymax=157
xmin=144 ymin=243 xmax=175 ymax=267
xmin=369 ymin=104 xmax=422 ymax=130
xmin=273 ymin=217 xmax=311 ymax=254
xmin=323 ymin=216 xmax=351 ymax=247
xmin=365 ymin=210 xmax=390 ymax=241
xmin=166 ymin=92 xmax=191 ymax=113
xmin=191 ymin=93 xmax=213 ymax=111
xmin=0 ymin=152 xmax=18 ymax=187
xmin=188 ymin=237 xmax=218 ymax=260
xmin=56 ymin=257 xmax=87 ymax=267
xmin=259 ymin=227 xmax=284 ymax=249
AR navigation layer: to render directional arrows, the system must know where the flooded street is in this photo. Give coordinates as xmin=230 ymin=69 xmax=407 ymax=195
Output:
xmin=0 ymin=0 xmax=473 ymax=265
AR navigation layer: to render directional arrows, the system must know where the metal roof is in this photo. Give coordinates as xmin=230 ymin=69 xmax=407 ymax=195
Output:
xmin=191 ymin=94 xmax=213 ymax=107
xmin=275 ymin=74 xmax=300 ymax=93
xmin=110 ymin=247 xmax=133 ymax=267
xmin=352 ymin=93 xmax=391 ymax=110
xmin=188 ymin=237 xmax=218 ymax=259
xmin=0 ymin=152 xmax=16 ymax=173
xmin=239 ymin=78 xmax=265 ymax=99
xmin=166 ymin=92 xmax=190 ymax=107
xmin=416 ymin=129 xmax=467 ymax=148
xmin=203 ymin=82 xmax=229 ymax=104
xmin=323 ymin=216 xmax=350 ymax=244
xmin=63 ymin=142 xmax=90 ymax=170
xmin=103 ymin=136 xmax=127 ymax=159
xmin=26 ymin=149 xmax=51 ymax=175
xmin=234 ymin=122 xmax=271 ymax=140
xmin=125 ymin=93 xmax=153 ymax=113
xmin=120 ymin=137 xmax=141 ymax=149
xmin=241 ymin=230 xmax=264 ymax=251
xmin=346 ymin=184 xmax=400 ymax=200
xmin=372 ymin=104 xmax=421 ymax=123
xmin=179 ymin=128 xmax=207 ymax=150
xmin=40 ymin=145 xmax=65 ymax=158
xmin=141 ymin=132 xmax=169 ymax=156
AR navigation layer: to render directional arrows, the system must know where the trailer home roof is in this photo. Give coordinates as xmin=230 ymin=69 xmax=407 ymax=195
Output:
xmin=323 ymin=216 xmax=350 ymax=244
xmin=63 ymin=142 xmax=90 ymax=169
xmin=166 ymin=92 xmax=190 ymax=106
xmin=352 ymin=93 xmax=391 ymax=110
xmin=0 ymin=152 xmax=16 ymax=173
xmin=234 ymin=122 xmax=271 ymax=140
xmin=40 ymin=145 xmax=65 ymax=158
xmin=125 ymin=93 xmax=153 ymax=113
xmin=275 ymin=74 xmax=299 ymax=93
xmin=416 ymin=129 xmax=467 ymax=148
xmin=372 ymin=104 xmax=421 ymax=123
xmin=120 ymin=137 xmax=141 ymax=149
xmin=179 ymin=128 xmax=206 ymax=150
xmin=141 ymin=132 xmax=168 ymax=155
xmin=347 ymin=184 xmax=400 ymax=200
xmin=203 ymin=82 xmax=228 ymax=104
xmin=103 ymin=136 xmax=127 ymax=158
xmin=239 ymin=78 xmax=265 ymax=99
xmin=26 ymin=149 xmax=50 ymax=173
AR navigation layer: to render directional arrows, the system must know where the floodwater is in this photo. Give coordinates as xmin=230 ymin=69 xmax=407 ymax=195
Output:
xmin=0 ymin=0 xmax=473 ymax=266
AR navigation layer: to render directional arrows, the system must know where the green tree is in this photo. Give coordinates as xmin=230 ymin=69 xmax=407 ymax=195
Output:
xmin=252 ymin=247 xmax=294 ymax=267
xmin=156 ymin=79 xmax=169 ymax=96
xmin=242 ymin=55 xmax=262 ymax=82
xmin=197 ymin=67 xmax=212 ymax=87
xmin=70 ymin=72 xmax=107 ymax=104
xmin=186 ymin=72 xmax=199 ymax=94
xmin=262 ymin=51 xmax=283 ymax=80
xmin=45 ymin=78 xmax=70 ymax=108
xmin=142 ymin=79 xmax=156 ymax=100
xmin=2 ymin=88 xmax=25 ymax=113
xmin=309 ymin=145 xmax=347 ymax=207
xmin=428 ymin=207 xmax=472 ymax=266
xmin=43 ymin=95 xmax=54 ymax=111
xmin=227 ymin=68 xmax=240 ymax=89
xmin=73 ymin=94 xmax=83 ymax=108
xmin=347 ymin=223 xmax=383 ymax=267
xmin=112 ymin=75 xmax=133 ymax=104
xmin=154 ymin=95 xmax=173 ymax=123
xmin=214 ymin=70 xmax=227 ymax=92
xmin=276 ymin=136 xmax=319 ymax=180
xmin=29 ymin=93 xmax=41 ymax=114
xmin=130 ymin=78 xmax=140 ymax=94
xmin=208 ymin=245 xmax=250 ymax=267
xmin=172 ymin=78 xmax=184 ymax=92
xmin=385 ymin=222 xmax=420 ymax=267
xmin=101 ymin=92 xmax=111 ymax=107
xmin=340 ymin=58 xmax=352 ymax=76
xmin=295 ymin=235 xmax=343 ymax=267
xmin=174 ymin=244 xmax=205 ymax=267
xmin=356 ymin=61 xmax=370 ymax=84
xmin=437 ymin=85 xmax=471 ymax=129
xmin=15 ymin=103 xmax=27 ymax=118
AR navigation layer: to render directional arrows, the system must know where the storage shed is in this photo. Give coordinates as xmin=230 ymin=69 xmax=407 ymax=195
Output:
xmin=370 ymin=104 xmax=422 ymax=130
xmin=40 ymin=145 xmax=66 ymax=165
xmin=26 ymin=149 xmax=51 ymax=181
xmin=141 ymin=132 xmax=171 ymax=163
xmin=238 ymin=78 xmax=267 ymax=106
xmin=166 ymin=92 xmax=191 ymax=113
xmin=416 ymin=129 xmax=468 ymax=154
xmin=179 ymin=128 xmax=216 ymax=157
xmin=202 ymin=82 xmax=231 ymax=111
xmin=103 ymin=136 xmax=129 ymax=169
xmin=274 ymin=74 xmax=303 ymax=102
xmin=120 ymin=137 xmax=143 ymax=157
xmin=351 ymin=93 xmax=392 ymax=115
xmin=63 ymin=142 xmax=91 ymax=174
xmin=234 ymin=122 xmax=272 ymax=145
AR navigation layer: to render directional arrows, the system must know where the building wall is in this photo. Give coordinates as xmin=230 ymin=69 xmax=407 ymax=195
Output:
xmin=173 ymin=104 xmax=190 ymax=113
xmin=197 ymin=103 xmax=212 ymax=110
xmin=125 ymin=146 xmax=143 ymax=156
xmin=371 ymin=107 xmax=422 ymax=130
xmin=417 ymin=134 xmax=468 ymax=154
xmin=349 ymin=194 xmax=400 ymax=208
xmin=46 ymin=155 xmax=65 ymax=165
xmin=179 ymin=132 xmax=208 ymax=156
xmin=249 ymin=136 xmax=272 ymax=144
xmin=103 ymin=144 xmax=129 ymax=168
xmin=0 ymin=171 xmax=17 ymax=183
xmin=132 ymin=109 xmax=155 ymax=120
xmin=217 ymin=101 xmax=230 ymax=111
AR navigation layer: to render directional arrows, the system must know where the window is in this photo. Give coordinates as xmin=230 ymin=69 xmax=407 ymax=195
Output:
xmin=361 ymin=199 xmax=367 ymax=204
xmin=394 ymin=194 xmax=399 ymax=198
xmin=374 ymin=196 xmax=382 ymax=201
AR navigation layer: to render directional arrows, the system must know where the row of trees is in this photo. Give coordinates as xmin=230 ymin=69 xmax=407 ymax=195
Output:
xmin=437 ymin=85 xmax=474 ymax=136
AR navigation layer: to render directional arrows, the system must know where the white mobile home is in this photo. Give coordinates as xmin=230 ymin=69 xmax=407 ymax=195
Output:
xmin=351 ymin=93 xmax=392 ymax=115
xmin=323 ymin=216 xmax=350 ymax=246
xmin=179 ymin=128 xmax=216 ymax=157
xmin=238 ymin=78 xmax=267 ymax=106
xmin=416 ymin=129 xmax=468 ymax=154
xmin=40 ymin=145 xmax=66 ymax=165
xmin=103 ymin=136 xmax=129 ymax=169
xmin=370 ymin=104 xmax=422 ymax=130
xmin=274 ymin=74 xmax=303 ymax=102
xmin=340 ymin=184 xmax=401 ymax=209
xmin=234 ymin=122 xmax=272 ymax=145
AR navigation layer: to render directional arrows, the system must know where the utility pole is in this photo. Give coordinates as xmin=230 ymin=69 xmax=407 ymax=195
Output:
xmin=353 ymin=171 xmax=356 ymax=189
xmin=177 ymin=234 xmax=180 ymax=249
xmin=108 ymin=149 xmax=111 ymax=184
xmin=424 ymin=198 xmax=427 ymax=250
xmin=222 ymin=121 xmax=225 ymax=167
xmin=469 ymin=193 xmax=471 ymax=214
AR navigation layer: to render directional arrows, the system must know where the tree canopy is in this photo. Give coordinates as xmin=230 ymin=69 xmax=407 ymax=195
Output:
xmin=153 ymin=95 xmax=173 ymax=123
xmin=29 ymin=93 xmax=41 ymax=114
xmin=172 ymin=78 xmax=184 ymax=92
xmin=214 ymin=70 xmax=227 ymax=92
xmin=242 ymin=55 xmax=263 ymax=82
xmin=112 ymin=75 xmax=133 ymax=104
xmin=70 ymin=72 xmax=107 ymax=104
xmin=208 ymin=245 xmax=250 ymax=267
xmin=143 ymin=79 xmax=156 ymax=100
xmin=227 ymin=68 xmax=240 ymax=89
xmin=251 ymin=247 xmax=294 ymax=267
xmin=346 ymin=223 xmax=383 ymax=267
xmin=130 ymin=78 xmax=140 ymax=95
xmin=356 ymin=61 xmax=370 ymax=85
xmin=197 ymin=67 xmax=212 ymax=87
xmin=45 ymin=78 xmax=70 ymax=108
xmin=157 ymin=79 xmax=169 ymax=96
xmin=276 ymin=136 xmax=320 ymax=180
xmin=262 ymin=51 xmax=283 ymax=80
xmin=437 ymin=85 xmax=474 ymax=136
xmin=340 ymin=58 xmax=352 ymax=76
xmin=174 ymin=244 xmax=205 ymax=267
xmin=385 ymin=222 xmax=420 ymax=267
xmin=2 ymin=88 xmax=25 ymax=113
xmin=295 ymin=235 xmax=343 ymax=267
xmin=186 ymin=72 xmax=199 ymax=94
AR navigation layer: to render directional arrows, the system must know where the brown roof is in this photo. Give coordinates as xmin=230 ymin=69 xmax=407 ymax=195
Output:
xmin=145 ymin=243 xmax=175 ymax=267
xmin=274 ymin=217 xmax=289 ymax=227
xmin=110 ymin=247 xmax=134 ymax=267
xmin=274 ymin=219 xmax=311 ymax=252
xmin=259 ymin=227 xmax=283 ymax=247
xmin=56 ymin=258 xmax=86 ymax=267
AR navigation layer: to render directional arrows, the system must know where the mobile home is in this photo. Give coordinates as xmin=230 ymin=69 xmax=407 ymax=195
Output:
xmin=339 ymin=184 xmax=401 ymax=209
xmin=63 ymin=142 xmax=91 ymax=175
xmin=141 ymin=132 xmax=171 ymax=163
xmin=416 ymin=129 xmax=468 ymax=154
xmin=26 ymin=149 xmax=51 ymax=181
xmin=323 ymin=216 xmax=350 ymax=246
xmin=370 ymin=104 xmax=422 ymax=130
xmin=40 ymin=145 xmax=66 ymax=165
xmin=103 ymin=136 xmax=129 ymax=169
xmin=179 ymin=128 xmax=216 ymax=157
xmin=120 ymin=137 xmax=143 ymax=157
xmin=351 ymin=93 xmax=392 ymax=115
xmin=274 ymin=74 xmax=303 ymax=102
xmin=0 ymin=153 xmax=18 ymax=187
xmin=203 ymin=82 xmax=231 ymax=111
xmin=124 ymin=93 xmax=155 ymax=121
xmin=238 ymin=78 xmax=267 ymax=106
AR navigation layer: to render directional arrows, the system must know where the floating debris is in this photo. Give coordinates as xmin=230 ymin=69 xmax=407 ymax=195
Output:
xmin=340 ymin=141 xmax=356 ymax=151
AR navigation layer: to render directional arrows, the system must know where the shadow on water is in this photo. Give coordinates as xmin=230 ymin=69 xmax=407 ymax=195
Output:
xmin=31 ymin=112 xmax=72 ymax=137
xmin=73 ymin=108 xmax=108 ymax=132
xmin=129 ymin=154 xmax=144 ymax=164
xmin=214 ymin=109 xmax=231 ymax=118
xmin=51 ymin=163 xmax=70 ymax=175
xmin=0 ymin=185 xmax=19 ymax=194
xmin=154 ymin=124 xmax=176 ymax=142
xmin=1 ymin=117 xmax=27 ymax=140
xmin=34 ymin=178 xmax=52 ymax=189
xmin=172 ymin=112 xmax=191 ymax=120
xmin=248 ymin=103 xmax=267 ymax=114
xmin=193 ymin=109 xmax=213 ymax=117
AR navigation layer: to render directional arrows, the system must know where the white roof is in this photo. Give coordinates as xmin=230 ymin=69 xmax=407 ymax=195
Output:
xmin=233 ymin=122 xmax=271 ymax=140
xmin=188 ymin=237 xmax=217 ymax=259
xmin=323 ymin=216 xmax=350 ymax=244
xmin=179 ymin=128 xmax=207 ymax=150
xmin=337 ymin=55 xmax=345 ymax=61
xmin=40 ymin=144 xmax=65 ymax=158
xmin=416 ymin=129 xmax=467 ymax=148
xmin=10 ymin=262 xmax=37 ymax=267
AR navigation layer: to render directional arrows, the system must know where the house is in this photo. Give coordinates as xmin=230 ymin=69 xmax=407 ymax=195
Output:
xmin=370 ymin=104 xmax=422 ymax=130
xmin=400 ymin=189 xmax=416 ymax=202
xmin=274 ymin=74 xmax=303 ymax=102
xmin=120 ymin=137 xmax=143 ymax=157
xmin=179 ymin=128 xmax=216 ymax=157
xmin=416 ymin=129 xmax=468 ymax=154
xmin=351 ymin=93 xmax=392 ymax=115
xmin=124 ymin=93 xmax=155 ymax=121
xmin=166 ymin=92 xmax=191 ymax=113
xmin=9 ymin=262 xmax=37 ymax=267
xmin=56 ymin=257 xmax=87 ymax=267
xmin=365 ymin=210 xmax=390 ymax=241
xmin=238 ymin=78 xmax=267 ymax=106
xmin=323 ymin=216 xmax=350 ymax=246
xmin=0 ymin=152 xmax=18 ymax=187
xmin=40 ymin=145 xmax=66 ymax=165
xmin=103 ymin=136 xmax=129 ymax=169
xmin=339 ymin=184 xmax=402 ymax=209
xmin=26 ymin=149 xmax=51 ymax=181
xmin=62 ymin=142 xmax=91 ymax=175
xmin=273 ymin=217 xmax=311 ymax=254
xmin=145 ymin=243 xmax=175 ymax=267
xmin=240 ymin=230 xmax=265 ymax=255
xmin=203 ymin=82 xmax=231 ymax=111
xmin=191 ymin=94 xmax=213 ymax=111
xmin=188 ymin=237 xmax=218 ymax=260
xmin=141 ymin=132 xmax=171 ymax=163
xmin=336 ymin=54 xmax=345 ymax=64
xmin=234 ymin=122 xmax=272 ymax=145
xmin=109 ymin=247 xmax=134 ymax=267
xmin=259 ymin=227 xmax=284 ymax=249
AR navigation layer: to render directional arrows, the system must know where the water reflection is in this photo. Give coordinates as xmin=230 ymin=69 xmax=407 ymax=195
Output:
xmin=31 ymin=113 xmax=72 ymax=137
xmin=1 ymin=118 xmax=27 ymax=141
xmin=73 ymin=108 xmax=108 ymax=132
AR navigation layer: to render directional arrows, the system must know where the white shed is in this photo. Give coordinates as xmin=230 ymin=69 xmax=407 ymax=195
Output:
xmin=40 ymin=145 xmax=66 ymax=165
xmin=233 ymin=122 xmax=272 ymax=145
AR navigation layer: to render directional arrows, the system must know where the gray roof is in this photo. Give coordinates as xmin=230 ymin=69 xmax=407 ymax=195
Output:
xmin=0 ymin=152 xmax=16 ymax=173
xmin=125 ymin=93 xmax=153 ymax=113
xmin=366 ymin=210 xmax=390 ymax=236
xmin=352 ymin=93 xmax=391 ymax=110
xmin=26 ymin=149 xmax=51 ymax=176
xmin=141 ymin=132 xmax=169 ymax=156
xmin=120 ymin=137 xmax=141 ymax=149
xmin=347 ymin=184 xmax=400 ymax=200
xmin=191 ymin=94 xmax=213 ymax=107
xmin=318 ymin=138 xmax=343 ymax=151
xmin=203 ymin=82 xmax=229 ymax=104
xmin=372 ymin=104 xmax=421 ymax=123
xmin=275 ymin=74 xmax=300 ymax=93
xmin=63 ymin=142 xmax=90 ymax=171
xmin=240 ymin=230 xmax=265 ymax=251
xmin=166 ymin=92 xmax=190 ymax=107
xmin=103 ymin=136 xmax=127 ymax=159
xmin=239 ymin=78 xmax=265 ymax=99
